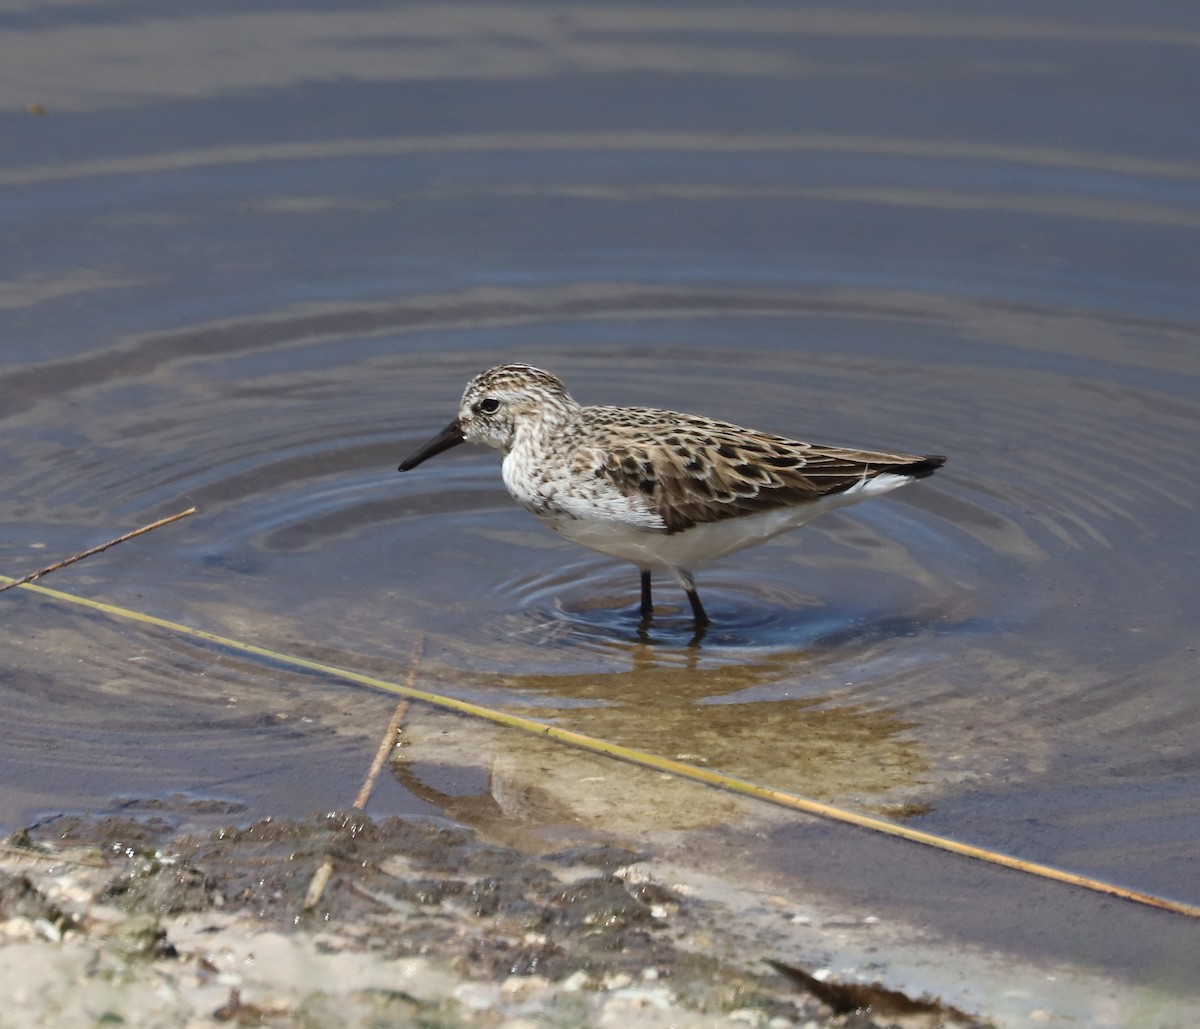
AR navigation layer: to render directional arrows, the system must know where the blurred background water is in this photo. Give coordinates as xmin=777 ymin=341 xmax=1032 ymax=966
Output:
xmin=1 ymin=0 xmax=1198 ymax=995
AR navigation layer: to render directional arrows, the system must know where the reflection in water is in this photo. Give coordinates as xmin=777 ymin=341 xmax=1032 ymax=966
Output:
xmin=5 ymin=131 xmax=1200 ymax=190
xmin=5 ymin=4 xmax=1200 ymax=115
xmin=393 ymin=668 xmax=929 ymax=844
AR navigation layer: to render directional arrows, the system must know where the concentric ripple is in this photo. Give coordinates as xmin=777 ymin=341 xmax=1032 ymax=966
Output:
xmin=3 ymin=2 xmax=1200 ymax=992
xmin=4 ymin=287 xmax=1196 ymax=721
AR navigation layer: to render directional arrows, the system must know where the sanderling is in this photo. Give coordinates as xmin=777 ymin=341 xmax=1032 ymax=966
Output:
xmin=399 ymin=364 xmax=944 ymax=629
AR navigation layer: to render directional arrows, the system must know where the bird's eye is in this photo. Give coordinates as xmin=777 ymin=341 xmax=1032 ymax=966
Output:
xmin=479 ymin=398 xmax=501 ymax=414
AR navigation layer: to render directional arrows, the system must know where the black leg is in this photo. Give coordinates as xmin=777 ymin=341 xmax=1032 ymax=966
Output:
xmin=639 ymin=569 xmax=654 ymax=620
xmin=677 ymin=570 xmax=709 ymax=630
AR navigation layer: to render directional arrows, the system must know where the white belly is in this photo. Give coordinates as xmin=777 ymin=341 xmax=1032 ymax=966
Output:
xmin=534 ymin=473 xmax=915 ymax=578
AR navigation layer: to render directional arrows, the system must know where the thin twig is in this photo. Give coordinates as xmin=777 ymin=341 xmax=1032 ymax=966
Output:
xmin=353 ymin=698 xmax=413 ymax=809
xmin=304 ymin=633 xmax=425 ymax=911
xmin=0 ymin=842 xmax=106 ymax=868
xmin=301 ymin=862 xmax=334 ymax=913
xmin=0 ymin=508 xmax=196 ymax=595
xmin=354 ymin=633 xmax=424 ymax=810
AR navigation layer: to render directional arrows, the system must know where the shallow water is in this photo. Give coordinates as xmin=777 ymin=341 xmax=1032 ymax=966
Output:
xmin=2 ymin=0 xmax=1199 ymax=1004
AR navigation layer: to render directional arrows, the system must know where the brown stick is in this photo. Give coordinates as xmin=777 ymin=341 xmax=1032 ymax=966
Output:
xmin=303 ymin=633 xmax=425 ymax=911
xmin=353 ymin=698 xmax=413 ymax=809
xmin=0 ymin=508 xmax=197 ymax=595
xmin=353 ymin=633 xmax=424 ymax=810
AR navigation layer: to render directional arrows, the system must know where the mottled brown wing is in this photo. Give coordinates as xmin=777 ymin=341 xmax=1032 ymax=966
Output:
xmin=592 ymin=416 xmax=942 ymax=533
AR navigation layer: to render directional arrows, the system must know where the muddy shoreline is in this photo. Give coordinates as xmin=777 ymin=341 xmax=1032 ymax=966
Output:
xmin=1 ymin=806 xmax=984 ymax=1028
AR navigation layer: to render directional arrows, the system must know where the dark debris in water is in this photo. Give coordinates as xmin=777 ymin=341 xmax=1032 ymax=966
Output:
xmin=767 ymin=959 xmax=986 ymax=1028
xmin=542 ymin=842 xmax=650 ymax=869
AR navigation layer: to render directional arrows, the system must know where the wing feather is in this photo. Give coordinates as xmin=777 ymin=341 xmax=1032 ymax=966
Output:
xmin=584 ymin=408 xmax=943 ymax=534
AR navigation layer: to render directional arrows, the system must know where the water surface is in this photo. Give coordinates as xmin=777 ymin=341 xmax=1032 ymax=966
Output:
xmin=2 ymin=0 xmax=1199 ymax=1013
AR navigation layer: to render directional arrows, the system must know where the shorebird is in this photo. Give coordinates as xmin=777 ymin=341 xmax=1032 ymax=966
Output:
xmin=399 ymin=364 xmax=944 ymax=629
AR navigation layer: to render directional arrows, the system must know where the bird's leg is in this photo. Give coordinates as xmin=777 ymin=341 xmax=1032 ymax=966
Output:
xmin=678 ymin=570 xmax=709 ymax=629
xmin=639 ymin=569 xmax=654 ymax=621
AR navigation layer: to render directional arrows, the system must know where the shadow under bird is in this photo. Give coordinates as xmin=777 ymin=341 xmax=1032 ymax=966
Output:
xmin=399 ymin=364 xmax=945 ymax=629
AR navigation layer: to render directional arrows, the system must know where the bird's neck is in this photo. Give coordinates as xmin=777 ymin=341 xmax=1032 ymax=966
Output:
xmin=508 ymin=398 xmax=580 ymax=456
